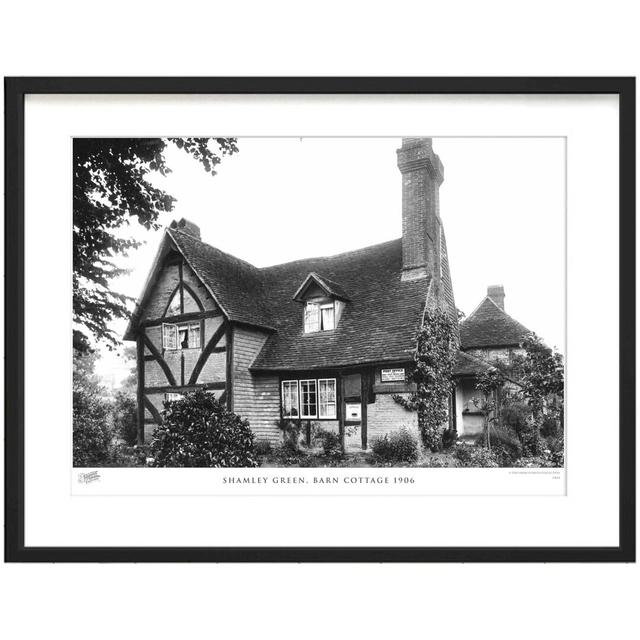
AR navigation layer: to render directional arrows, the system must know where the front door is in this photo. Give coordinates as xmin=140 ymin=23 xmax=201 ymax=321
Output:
xmin=342 ymin=373 xmax=363 ymax=450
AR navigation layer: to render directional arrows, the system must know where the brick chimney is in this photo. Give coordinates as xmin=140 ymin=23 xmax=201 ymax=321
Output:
xmin=396 ymin=138 xmax=444 ymax=282
xmin=487 ymin=285 xmax=505 ymax=310
xmin=170 ymin=217 xmax=201 ymax=240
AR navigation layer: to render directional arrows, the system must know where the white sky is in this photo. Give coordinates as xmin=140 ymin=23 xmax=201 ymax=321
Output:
xmin=94 ymin=137 xmax=565 ymax=386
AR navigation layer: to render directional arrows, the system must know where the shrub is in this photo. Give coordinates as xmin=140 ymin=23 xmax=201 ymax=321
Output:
xmin=113 ymin=391 xmax=138 ymax=445
xmin=422 ymin=454 xmax=460 ymax=468
xmin=475 ymin=426 xmax=523 ymax=467
xmin=255 ymin=439 xmax=273 ymax=456
xmin=151 ymin=390 xmax=258 ymax=467
xmin=280 ymin=420 xmax=303 ymax=453
xmin=514 ymin=448 xmax=564 ymax=468
xmin=73 ymin=381 xmax=113 ymax=467
xmin=109 ymin=443 xmax=151 ymax=467
xmin=371 ymin=428 xmax=418 ymax=463
xmin=73 ymin=350 xmax=114 ymax=467
xmin=454 ymin=443 xmax=499 ymax=468
xmin=313 ymin=427 xmax=343 ymax=458
xmin=441 ymin=428 xmax=457 ymax=450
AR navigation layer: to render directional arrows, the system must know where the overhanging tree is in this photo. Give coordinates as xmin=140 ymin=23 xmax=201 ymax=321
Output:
xmin=73 ymin=137 xmax=238 ymax=352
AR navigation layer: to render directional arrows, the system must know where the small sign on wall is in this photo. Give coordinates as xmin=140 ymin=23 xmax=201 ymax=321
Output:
xmin=345 ymin=403 xmax=361 ymax=421
xmin=381 ymin=368 xmax=405 ymax=382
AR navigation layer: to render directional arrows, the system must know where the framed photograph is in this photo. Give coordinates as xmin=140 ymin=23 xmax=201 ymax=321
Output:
xmin=5 ymin=77 xmax=635 ymax=562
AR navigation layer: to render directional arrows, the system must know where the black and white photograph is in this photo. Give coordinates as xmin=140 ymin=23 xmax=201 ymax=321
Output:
xmin=73 ymin=135 xmax=565 ymax=471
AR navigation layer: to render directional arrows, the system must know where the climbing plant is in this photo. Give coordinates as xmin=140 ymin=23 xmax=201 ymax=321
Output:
xmin=393 ymin=307 xmax=458 ymax=451
xmin=473 ymin=365 xmax=505 ymax=449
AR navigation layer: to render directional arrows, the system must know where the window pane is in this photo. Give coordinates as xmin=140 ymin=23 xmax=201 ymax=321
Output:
xmin=318 ymin=379 xmax=336 ymax=418
xmin=189 ymin=324 xmax=201 ymax=348
xmin=179 ymin=327 xmax=189 ymax=349
xmin=304 ymin=303 xmax=320 ymax=332
xmin=321 ymin=305 xmax=335 ymax=330
xmin=282 ymin=381 xmax=299 ymax=417
xmin=163 ymin=323 xmax=178 ymax=350
xmin=300 ymin=380 xmax=317 ymax=417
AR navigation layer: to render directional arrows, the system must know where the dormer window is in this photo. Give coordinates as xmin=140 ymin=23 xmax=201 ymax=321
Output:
xmin=295 ymin=272 xmax=349 ymax=334
xmin=304 ymin=301 xmax=335 ymax=333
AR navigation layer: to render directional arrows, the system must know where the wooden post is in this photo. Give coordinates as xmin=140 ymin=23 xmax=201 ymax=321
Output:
xmin=337 ymin=372 xmax=344 ymax=451
xmin=225 ymin=324 xmax=233 ymax=411
xmin=450 ymin=386 xmax=457 ymax=435
xmin=136 ymin=334 xmax=145 ymax=445
xmin=361 ymin=370 xmax=368 ymax=450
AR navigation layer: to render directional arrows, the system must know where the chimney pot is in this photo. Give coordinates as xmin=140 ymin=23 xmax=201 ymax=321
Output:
xmin=487 ymin=285 xmax=505 ymax=310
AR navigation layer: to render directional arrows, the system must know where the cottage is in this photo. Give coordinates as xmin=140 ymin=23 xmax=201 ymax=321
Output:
xmin=124 ymin=137 xmax=461 ymax=448
xmin=453 ymin=285 xmax=533 ymax=438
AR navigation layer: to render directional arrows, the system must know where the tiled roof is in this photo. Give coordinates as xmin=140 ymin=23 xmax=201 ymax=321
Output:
xmin=293 ymin=272 xmax=351 ymax=302
xmin=459 ymin=297 xmax=531 ymax=349
xmin=452 ymin=351 xmax=493 ymax=377
xmin=169 ymin=229 xmax=275 ymax=329
xmin=253 ymin=239 xmax=434 ymax=370
xmin=138 ymin=227 xmax=457 ymax=371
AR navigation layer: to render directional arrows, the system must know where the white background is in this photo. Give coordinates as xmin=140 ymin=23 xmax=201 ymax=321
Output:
xmin=1 ymin=2 xmax=638 ymax=640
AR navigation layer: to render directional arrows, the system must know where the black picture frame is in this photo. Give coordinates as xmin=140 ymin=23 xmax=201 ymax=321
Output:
xmin=4 ymin=77 xmax=635 ymax=563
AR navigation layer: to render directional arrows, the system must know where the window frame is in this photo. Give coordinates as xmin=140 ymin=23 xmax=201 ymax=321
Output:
xmin=299 ymin=379 xmax=318 ymax=419
xmin=318 ymin=378 xmax=337 ymax=418
xmin=281 ymin=377 xmax=338 ymax=421
xmin=281 ymin=380 xmax=300 ymax=418
xmin=320 ymin=303 xmax=335 ymax=331
xmin=162 ymin=322 xmax=178 ymax=350
xmin=162 ymin=321 xmax=202 ymax=351
xmin=303 ymin=301 xmax=320 ymax=333
xmin=304 ymin=300 xmax=336 ymax=333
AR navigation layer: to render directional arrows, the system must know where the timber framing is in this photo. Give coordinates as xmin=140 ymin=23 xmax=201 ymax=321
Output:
xmin=144 ymin=396 xmax=163 ymax=424
xmin=136 ymin=335 xmax=145 ymax=444
xmin=142 ymin=309 xmax=222 ymax=328
xmin=143 ymin=333 xmax=177 ymax=386
xmin=145 ymin=382 xmax=226 ymax=394
xmin=225 ymin=324 xmax=233 ymax=411
xmin=188 ymin=320 xmax=228 ymax=385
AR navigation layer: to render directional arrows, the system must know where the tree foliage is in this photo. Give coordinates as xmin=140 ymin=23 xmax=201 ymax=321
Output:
xmin=73 ymin=137 xmax=238 ymax=352
xmin=517 ymin=333 xmax=564 ymax=412
xmin=73 ymin=350 xmax=113 ymax=466
xmin=393 ymin=307 xmax=458 ymax=451
xmin=471 ymin=333 xmax=565 ymax=461
xmin=113 ymin=391 xmax=138 ymax=446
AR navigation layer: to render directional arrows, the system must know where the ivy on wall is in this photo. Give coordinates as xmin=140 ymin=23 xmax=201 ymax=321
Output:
xmin=393 ymin=307 xmax=458 ymax=451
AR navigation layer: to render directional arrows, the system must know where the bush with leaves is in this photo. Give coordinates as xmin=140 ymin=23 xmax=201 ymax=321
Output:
xmin=454 ymin=443 xmax=499 ymax=468
xmin=151 ymin=390 xmax=258 ymax=467
xmin=73 ymin=350 xmax=114 ymax=466
xmin=422 ymin=454 xmax=460 ymax=468
xmin=255 ymin=439 xmax=273 ymax=456
xmin=280 ymin=420 xmax=303 ymax=453
xmin=393 ymin=307 xmax=458 ymax=451
xmin=371 ymin=428 xmax=419 ymax=464
xmin=474 ymin=426 xmax=522 ymax=467
xmin=112 ymin=390 xmax=138 ymax=445
xmin=313 ymin=426 xmax=343 ymax=458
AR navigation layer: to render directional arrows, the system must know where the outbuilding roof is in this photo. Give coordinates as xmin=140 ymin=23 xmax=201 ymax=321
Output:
xmin=459 ymin=296 xmax=531 ymax=349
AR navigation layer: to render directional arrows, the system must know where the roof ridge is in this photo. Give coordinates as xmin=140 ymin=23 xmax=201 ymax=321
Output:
xmin=462 ymin=295 xmax=508 ymax=323
xmin=260 ymin=237 xmax=401 ymax=272
xmin=169 ymin=227 xmax=262 ymax=275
